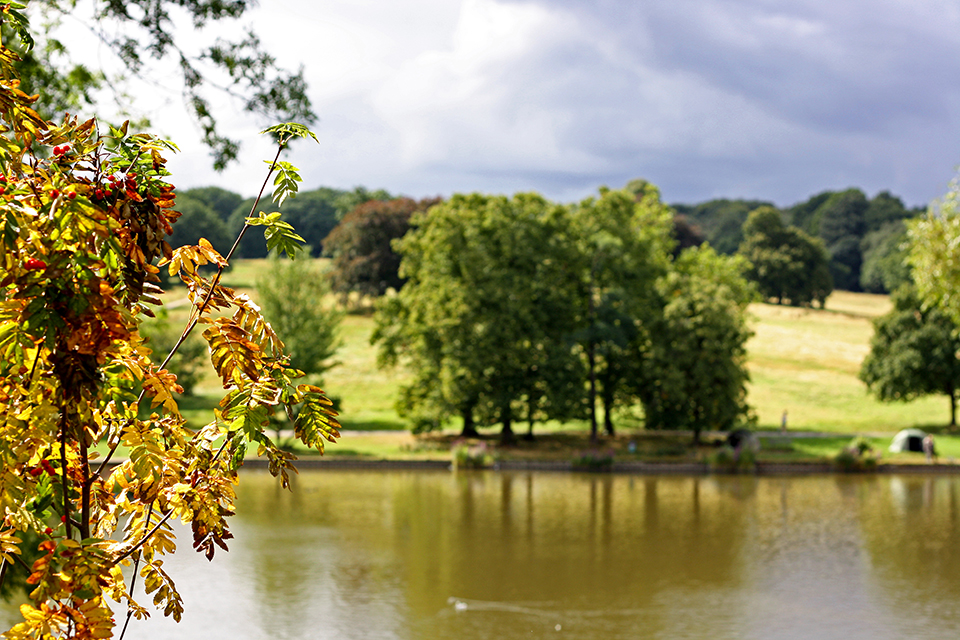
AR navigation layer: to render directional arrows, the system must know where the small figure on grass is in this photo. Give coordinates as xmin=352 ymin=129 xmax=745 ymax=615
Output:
xmin=923 ymin=434 xmax=937 ymax=463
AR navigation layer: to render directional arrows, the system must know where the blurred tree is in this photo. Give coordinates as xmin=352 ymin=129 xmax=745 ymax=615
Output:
xmin=817 ymin=189 xmax=868 ymax=291
xmin=229 ymin=187 xmax=344 ymax=258
xmin=13 ymin=0 xmax=315 ymax=169
xmin=334 ymin=186 xmax=393 ymax=220
xmin=859 ymin=220 xmax=911 ymax=293
xmin=169 ymin=193 xmax=232 ymax=253
xmin=638 ymin=246 xmax=757 ymax=442
xmin=256 ymin=255 xmax=342 ymax=379
xmin=670 ymin=198 xmax=773 ymax=255
xmin=860 ymin=286 xmax=960 ymax=426
xmin=323 ymin=197 xmax=440 ymax=302
xmin=180 ymin=186 xmax=244 ymax=223
xmin=570 ymin=184 xmax=673 ymax=439
xmin=738 ymin=206 xmax=832 ymax=307
xmin=909 ymin=176 xmax=960 ymax=325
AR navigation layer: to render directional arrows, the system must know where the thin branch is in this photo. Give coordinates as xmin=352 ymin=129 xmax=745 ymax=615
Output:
xmin=59 ymin=416 xmax=71 ymax=540
xmin=117 ymin=502 xmax=154 ymax=640
xmin=97 ymin=140 xmax=286 ymax=472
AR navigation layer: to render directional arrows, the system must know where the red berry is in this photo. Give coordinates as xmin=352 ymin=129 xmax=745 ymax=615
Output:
xmin=43 ymin=527 xmax=53 ymax=535
xmin=28 ymin=467 xmax=42 ymax=477
xmin=94 ymin=189 xmax=104 ymax=199
xmin=67 ymin=191 xmax=76 ymax=200
xmin=0 ymin=187 xmax=6 ymax=195
xmin=0 ymin=174 xmax=7 ymax=182
xmin=24 ymin=258 xmax=46 ymax=270
xmin=61 ymin=144 xmax=70 ymax=153
xmin=53 ymin=146 xmax=61 ymax=155
xmin=49 ymin=189 xmax=59 ymax=199
xmin=60 ymin=516 xmax=66 ymax=523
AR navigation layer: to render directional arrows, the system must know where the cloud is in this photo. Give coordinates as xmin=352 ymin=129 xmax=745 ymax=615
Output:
xmin=161 ymin=0 xmax=960 ymax=208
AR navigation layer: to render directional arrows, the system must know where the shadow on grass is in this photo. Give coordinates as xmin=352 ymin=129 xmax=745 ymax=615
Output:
xmin=338 ymin=418 xmax=408 ymax=431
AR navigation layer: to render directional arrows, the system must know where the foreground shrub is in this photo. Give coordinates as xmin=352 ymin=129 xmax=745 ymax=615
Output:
xmin=0 ymin=16 xmax=340 ymax=639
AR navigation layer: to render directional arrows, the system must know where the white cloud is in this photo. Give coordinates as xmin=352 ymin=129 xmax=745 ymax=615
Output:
xmin=110 ymin=0 xmax=960 ymax=207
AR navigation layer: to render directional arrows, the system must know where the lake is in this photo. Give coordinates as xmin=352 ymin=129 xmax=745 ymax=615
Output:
xmin=3 ymin=470 xmax=960 ymax=639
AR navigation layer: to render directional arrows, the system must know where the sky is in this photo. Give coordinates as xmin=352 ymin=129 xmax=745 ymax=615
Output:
xmin=78 ymin=0 xmax=960 ymax=208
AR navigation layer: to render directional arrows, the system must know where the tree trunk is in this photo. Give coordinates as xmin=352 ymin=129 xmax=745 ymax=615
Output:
xmin=460 ymin=405 xmax=479 ymax=438
xmin=500 ymin=407 xmax=515 ymax=445
xmin=523 ymin=397 xmax=536 ymax=442
xmin=951 ymin=389 xmax=957 ymax=428
xmin=587 ymin=340 xmax=598 ymax=443
xmin=601 ymin=386 xmax=615 ymax=437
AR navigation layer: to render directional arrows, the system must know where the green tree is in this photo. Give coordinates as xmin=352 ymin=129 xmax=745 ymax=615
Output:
xmin=13 ymin=0 xmax=315 ymax=169
xmin=167 ymin=193 xmax=232 ymax=253
xmin=859 ymin=220 xmax=911 ymax=293
xmin=322 ymin=197 xmax=440 ymax=302
xmin=334 ymin=186 xmax=393 ymax=220
xmin=738 ymin=206 xmax=833 ymax=306
xmin=229 ymin=187 xmax=345 ymax=258
xmin=256 ymin=255 xmax=342 ymax=379
xmin=0 ymin=18 xmax=339 ymax=637
xmin=860 ymin=286 xmax=960 ymax=426
xmin=570 ymin=184 xmax=673 ymax=439
xmin=638 ymin=245 xmax=757 ymax=442
xmin=180 ymin=186 xmax=244 ymax=223
xmin=909 ymin=176 xmax=960 ymax=328
xmin=373 ymin=193 xmax=583 ymax=441
xmin=670 ymin=198 xmax=774 ymax=255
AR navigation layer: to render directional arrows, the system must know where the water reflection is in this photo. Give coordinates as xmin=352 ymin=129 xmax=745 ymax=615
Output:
xmin=1 ymin=471 xmax=959 ymax=639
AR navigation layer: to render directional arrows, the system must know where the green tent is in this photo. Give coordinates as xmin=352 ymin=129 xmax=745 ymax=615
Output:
xmin=889 ymin=428 xmax=927 ymax=453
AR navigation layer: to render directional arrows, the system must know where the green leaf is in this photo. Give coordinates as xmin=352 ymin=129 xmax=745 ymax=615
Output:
xmin=260 ymin=122 xmax=319 ymax=146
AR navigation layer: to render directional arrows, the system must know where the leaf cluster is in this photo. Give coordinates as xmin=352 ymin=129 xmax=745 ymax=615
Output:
xmin=0 ymin=25 xmax=338 ymax=639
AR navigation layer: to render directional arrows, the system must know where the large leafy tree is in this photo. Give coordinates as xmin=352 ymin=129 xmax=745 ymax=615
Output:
xmin=322 ymin=197 xmax=440 ymax=301
xmin=738 ymin=206 xmax=833 ymax=307
xmin=860 ymin=286 xmax=960 ymax=426
xmin=13 ymin=0 xmax=315 ymax=169
xmin=0 ymin=17 xmax=339 ymax=638
xmin=570 ymin=184 xmax=673 ymax=439
xmin=373 ymin=193 xmax=583 ymax=441
xmin=638 ymin=245 xmax=757 ymax=442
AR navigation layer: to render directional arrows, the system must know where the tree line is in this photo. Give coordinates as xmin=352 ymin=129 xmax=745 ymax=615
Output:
xmin=173 ymin=183 xmax=921 ymax=305
xmin=675 ymin=189 xmax=920 ymax=297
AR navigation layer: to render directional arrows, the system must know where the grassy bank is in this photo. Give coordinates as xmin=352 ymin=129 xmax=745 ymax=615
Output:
xmin=156 ymin=261 xmax=957 ymax=464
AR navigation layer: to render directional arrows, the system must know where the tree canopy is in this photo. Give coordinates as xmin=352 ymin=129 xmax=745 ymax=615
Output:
xmin=860 ymin=286 xmax=960 ymax=426
xmin=323 ymin=197 xmax=440 ymax=301
xmin=374 ymin=192 xmax=584 ymax=440
xmin=638 ymin=245 xmax=757 ymax=439
xmin=737 ymin=206 xmax=832 ymax=307
xmin=374 ymin=182 xmax=754 ymax=441
xmin=908 ymin=176 xmax=960 ymax=326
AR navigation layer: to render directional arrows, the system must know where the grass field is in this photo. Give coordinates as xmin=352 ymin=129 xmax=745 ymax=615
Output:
xmin=156 ymin=260 xmax=959 ymax=462
xmin=746 ymin=291 xmax=952 ymax=433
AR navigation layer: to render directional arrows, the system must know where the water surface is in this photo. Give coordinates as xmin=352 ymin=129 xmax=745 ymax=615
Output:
xmin=4 ymin=471 xmax=959 ymax=639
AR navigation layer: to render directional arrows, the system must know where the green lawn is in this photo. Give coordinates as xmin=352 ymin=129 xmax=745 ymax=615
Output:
xmin=746 ymin=291 xmax=952 ymax=433
xmin=157 ymin=261 xmax=957 ymax=463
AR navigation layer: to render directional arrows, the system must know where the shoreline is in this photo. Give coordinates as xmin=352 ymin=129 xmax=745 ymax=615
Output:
xmin=238 ymin=457 xmax=960 ymax=475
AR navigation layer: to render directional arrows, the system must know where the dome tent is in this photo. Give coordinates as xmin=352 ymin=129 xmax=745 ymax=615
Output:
xmin=889 ymin=428 xmax=927 ymax=453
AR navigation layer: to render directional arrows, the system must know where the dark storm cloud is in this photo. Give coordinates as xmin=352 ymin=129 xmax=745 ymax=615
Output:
xmin=185 ymin=0 xmax=960 ymax=209
xmin=471 ymin=0 xmax=960 ymax=205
